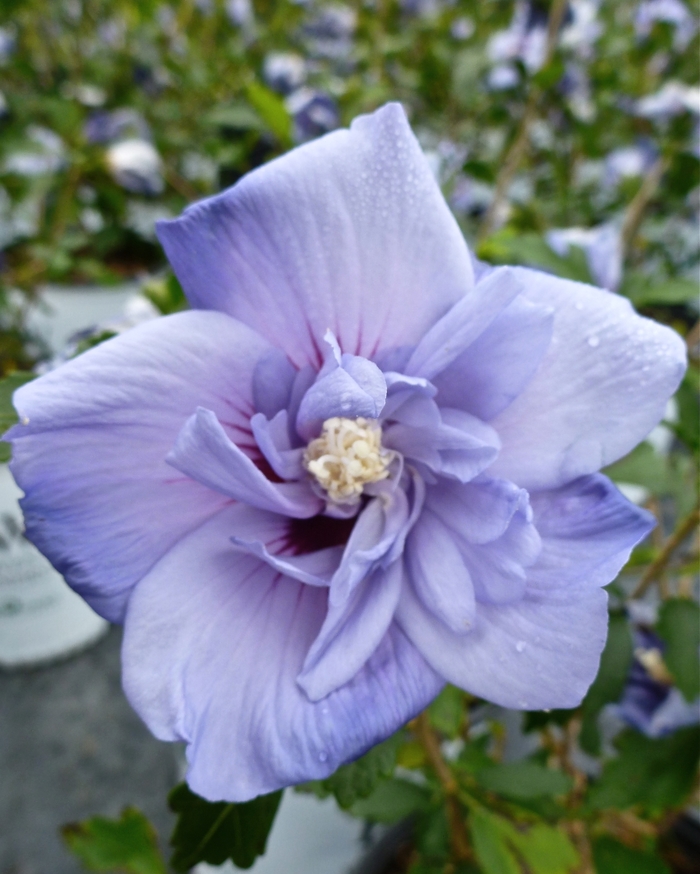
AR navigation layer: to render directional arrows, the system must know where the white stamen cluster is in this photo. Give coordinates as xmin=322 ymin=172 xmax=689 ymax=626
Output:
xmin=304 ymin=417 xmax=393 ymax=504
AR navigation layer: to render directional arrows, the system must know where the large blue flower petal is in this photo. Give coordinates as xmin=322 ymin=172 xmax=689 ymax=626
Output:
xmin=122 ymin=505 xmax=442 ymax=802
xmin=7 ymin=311 xmax=270 ymax=622
xmin=488 ymin=268 xmax=687 ymax=490
xmin=157 ymin=103 xmax=474 ymax=369
xmin=396 ymin=573 xmax=609 ymax=710
xmin=526 ymin=474 xmax=655 ymax=591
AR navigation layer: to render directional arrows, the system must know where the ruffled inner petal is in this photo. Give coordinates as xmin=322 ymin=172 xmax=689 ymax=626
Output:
xmin=252 ymin=348 xmax=297 ymax=419
xmin=296 ymin=354 xmax=386 ymax=440
xmin=431 ymin=295 xmax=554 ymax=422
xmin=404 ymin=267 xmax=524 ymax=380
xmin=458 ymin=507 xmax=541 ymax=605
xmin=329 ymin=488 xmax=410 ymax=607
xmin=250 ymin=411 xmax=305 ymax=481
xmin=425 ymin=477 xmax=528 ymax=546
xmin=167 ymin=407 xmax=322 ymax=518
xmin=384 ymin=406 xmax=500 ymax=483
xmin=298 ymin=560 xmax=403 ymax=701
xmin=406 ymin=510 xmax=476 ymax=634
xmin=230 ymin=531 xmax=341 ymax=588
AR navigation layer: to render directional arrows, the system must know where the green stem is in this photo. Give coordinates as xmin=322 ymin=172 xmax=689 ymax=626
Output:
xmin=414 ymin=711 xmax=472 ymax=863
xmin=631 ymin=505 xmax=700 ymax=600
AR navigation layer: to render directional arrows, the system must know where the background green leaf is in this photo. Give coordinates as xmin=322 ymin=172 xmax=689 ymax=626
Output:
xmin=508 ymin=823 xmax=579 ymax=874
xmin=0 ymin=371 xmax=35 ymax=462
xmin=476 ymin=760 xmax=573 ymax=800
xmin=348 ymin=778 xmax=431 ymax=823
xmin=168 ymin=783 xmax=282 ymax=871
xmin=656 ymin=599 xmax=700 ymax=701
xmin=588 ymin=727 xmax=700 ymax=812
xmin=428 ymin=685 xmax=468 ymax=737
xmin=579 ymin=611 xmax=633 ymax=754
xmin=469 ymin=808 xmax=520 ymax=874
xmin=592 ymin=836 xmax=671 ymax=874
xmin=61 ymin=807 xmax=166 ymax=874
xmin=296 ymin=731 xmax=402 ymax=809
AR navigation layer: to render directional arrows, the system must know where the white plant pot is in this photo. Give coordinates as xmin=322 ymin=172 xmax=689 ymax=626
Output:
xmin=0 ymin=283 xmax=144 ymax=668
xmin=0 ymin=464 xmax=108 ymax=668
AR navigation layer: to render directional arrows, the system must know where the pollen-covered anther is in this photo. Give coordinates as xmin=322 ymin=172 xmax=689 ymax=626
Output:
xmin=304 ymin=417 xmax=394 ymax=504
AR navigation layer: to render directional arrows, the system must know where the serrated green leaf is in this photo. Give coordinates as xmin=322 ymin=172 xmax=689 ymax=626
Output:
xmin=61 ymin=807 xmax=166 ymax=874
xmin=168 ymin=783 xmax=282 ymax=871
xmin=349 ymin=777 xmax=431 ymax=823
xmin=580 ymin=611 xmax=633 ymax=754
xmin=476 ymin=760 xmax=572 ymax=800
xmin=592 ymin=836 xmax=671 ymax=874
xmin=0 ymin=371 xmax=35 ymax=462
xmin=656 ymin=599 xmax=700 ymax=701
xmin=587 ymin=726 xmax=700 ymax=812
xmin=296 ymin=732 xmax=402 ymax=809
xmin=428 ymin=684 xmax=467 ymax=737
xmin=469 ymin=808 xmax=520 ymax=874
xmin=508 ymin=823 xmax=579 ymax=874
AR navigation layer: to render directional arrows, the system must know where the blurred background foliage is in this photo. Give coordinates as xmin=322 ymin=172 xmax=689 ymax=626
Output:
xmin=0 ymin=0 xmax=698 ymax=873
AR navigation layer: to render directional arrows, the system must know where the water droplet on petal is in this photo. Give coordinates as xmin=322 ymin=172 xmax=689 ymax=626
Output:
xmin=515 ymin=640 xmax=526 ymax=653
xmin=587 ymin=336 xmax=600 ymax=348
xmin=318 ymin=751 xmax=328 ymax=763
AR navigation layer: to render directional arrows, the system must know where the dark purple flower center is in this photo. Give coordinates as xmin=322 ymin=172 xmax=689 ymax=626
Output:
xmin=287 ymin=514 xmax=357 ymax=554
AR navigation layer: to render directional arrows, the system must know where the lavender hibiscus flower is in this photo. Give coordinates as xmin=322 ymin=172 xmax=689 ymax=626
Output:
xmin=6 ymin=104 xmax=685 ymax=802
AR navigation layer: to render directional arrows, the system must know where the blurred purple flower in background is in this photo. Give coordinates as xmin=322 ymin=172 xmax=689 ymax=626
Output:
xmin=84 ymin=108 xmax=152 ymax=145
xmin=6 ymin=104 xmax=685 ymax=802
xmin=105 ymin=140 xmax=164 ymax=195
xmin=263 ymin=52 xmax=307 ymax=95
xmin=614 ymin=627 xmax=700 ymax=738
xmin=635 ymin=0 xmax=697 ymax=50
xmin=560 ymin=0 xmax=602 ymax=58
xmin=487 ymin=0 xmax=549 ymax=87
xmin=602 ymin=142 xmax=658 ymax=188
xmin=286 ymin=88 xmax=340 ymax=142
xmin=84 ymin=107 xmax=165 ymax=195
xmin=546 ymin=223 xmax=623 ymax=290
xmin=634 ymin=81 xmax=700 ymax=120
